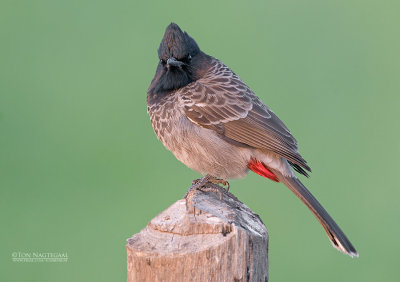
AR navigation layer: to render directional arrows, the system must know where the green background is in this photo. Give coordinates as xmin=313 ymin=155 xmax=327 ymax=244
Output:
xmin=1 ymin=0 xmax=399 ymax=281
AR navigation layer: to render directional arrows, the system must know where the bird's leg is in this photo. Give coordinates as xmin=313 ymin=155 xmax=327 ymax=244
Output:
xmin=184 ymin=174 xmax=211 ymax=198
xmin=191 ymin=178 xmax=202 ymax=186
xmin=184 ymin=174 xmax=228 ymax=201
xmin=190 ymin=176 xmax=230 ymax=191
xmin=207 ymin=177 xmax=230 ymax=192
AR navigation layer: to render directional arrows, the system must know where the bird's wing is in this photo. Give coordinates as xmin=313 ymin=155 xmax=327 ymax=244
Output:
xmin=179 ymin=60 xmax=311 ymax=173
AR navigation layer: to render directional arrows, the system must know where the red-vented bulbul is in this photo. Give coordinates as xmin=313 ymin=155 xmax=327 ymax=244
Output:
xmin=147 ymin=23 xmax=358 ymax=257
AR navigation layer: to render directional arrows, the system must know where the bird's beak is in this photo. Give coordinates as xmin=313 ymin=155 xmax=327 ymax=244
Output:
xmin=167 ymin=57 xmax=185 ymax=68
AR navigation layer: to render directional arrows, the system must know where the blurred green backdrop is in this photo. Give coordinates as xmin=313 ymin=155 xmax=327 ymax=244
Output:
xmin=1 ymin=0 xmax=399 ymax=281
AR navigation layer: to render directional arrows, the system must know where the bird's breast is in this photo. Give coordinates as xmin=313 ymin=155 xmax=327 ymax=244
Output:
xmin=148 ymin=93 xmax=182 ymax=147
xmin=148 ymin=99 xmax=252 ymax=179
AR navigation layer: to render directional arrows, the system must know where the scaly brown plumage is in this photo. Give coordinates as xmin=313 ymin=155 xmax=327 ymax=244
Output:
xmin=147 ymin=23 xmax=358 ymax=257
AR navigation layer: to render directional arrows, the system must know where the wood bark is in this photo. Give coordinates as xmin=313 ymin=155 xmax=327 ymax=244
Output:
xmin=126 ymin=186 xmax=269 ymax=282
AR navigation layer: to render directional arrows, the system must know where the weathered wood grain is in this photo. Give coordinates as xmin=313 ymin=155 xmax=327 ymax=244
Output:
xmin=126 ymin=186 xmax=269 ymax=282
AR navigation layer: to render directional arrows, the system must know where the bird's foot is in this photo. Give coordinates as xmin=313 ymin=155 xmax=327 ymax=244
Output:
xmin=207 ymin=177 xmax=230 ymax=192
xmin=191 ymin=176 xmax=230 ymax=192
xmin=184 ymin=175 xmax=229 ymax=201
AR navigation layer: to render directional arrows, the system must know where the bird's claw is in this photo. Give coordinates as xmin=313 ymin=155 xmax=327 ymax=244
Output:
xmin=184 ymin=175 xmax=230 ymax=202
xmin=209 ymin=178 xmax=230 ymax=192
xmin=192 ymin=178 xmax=201 ymax=185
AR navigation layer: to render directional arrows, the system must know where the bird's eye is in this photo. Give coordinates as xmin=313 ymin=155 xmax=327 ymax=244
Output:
xmin=181 ymin=54 xmax=192 ymax=64
xmin=160 ymin=59 xmax=166 ymax=65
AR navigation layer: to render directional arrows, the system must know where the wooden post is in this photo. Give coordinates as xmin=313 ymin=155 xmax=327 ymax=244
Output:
xmin=126 ymin=186 xmax=269 ymax=282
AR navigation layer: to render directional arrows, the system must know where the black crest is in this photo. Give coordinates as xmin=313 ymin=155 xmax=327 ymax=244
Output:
xmin=158 ymin=23 xmax=200 ymax=61
xmin=148 ymin=23 xmax=202 ymax=95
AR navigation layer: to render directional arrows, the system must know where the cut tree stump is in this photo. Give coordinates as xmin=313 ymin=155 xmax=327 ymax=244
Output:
xmin=126 ymin=185 xmax=269 ymax=282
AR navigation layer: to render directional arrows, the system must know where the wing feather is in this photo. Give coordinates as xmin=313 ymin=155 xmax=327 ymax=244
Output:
xmin=179 ymin=59 xmax=311 ymax=173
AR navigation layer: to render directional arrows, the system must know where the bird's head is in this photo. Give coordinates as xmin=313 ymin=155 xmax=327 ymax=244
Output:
xmin=148 ymin=23 xmax=206 ymax=95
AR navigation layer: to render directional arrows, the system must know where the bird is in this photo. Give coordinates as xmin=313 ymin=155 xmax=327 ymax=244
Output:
xmin=147 ymin=22 xmax=358 ymax=257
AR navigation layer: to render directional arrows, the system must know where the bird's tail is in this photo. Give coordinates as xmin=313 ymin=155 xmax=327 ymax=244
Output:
xmin=271 ymin=169 xmax=358 ymax=257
